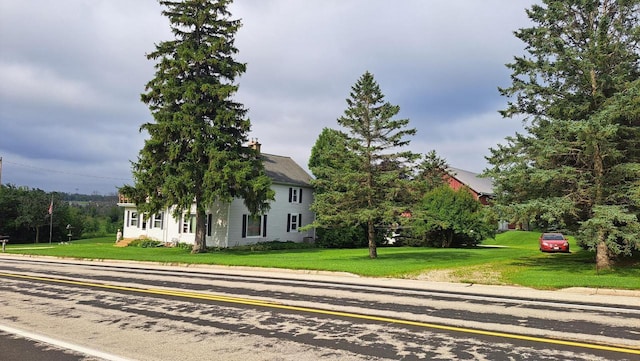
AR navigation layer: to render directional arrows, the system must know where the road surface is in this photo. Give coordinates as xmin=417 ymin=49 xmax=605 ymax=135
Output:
xmin=0 ymin=255 xmax=638 ymax=360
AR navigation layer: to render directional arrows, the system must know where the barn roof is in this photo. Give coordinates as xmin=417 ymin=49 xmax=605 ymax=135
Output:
xmin=447 ymin=167 xmax=494 ymax=196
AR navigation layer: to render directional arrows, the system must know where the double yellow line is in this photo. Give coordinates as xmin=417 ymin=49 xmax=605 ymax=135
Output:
xmin=2 ymin=272 xmax=639 ymax=356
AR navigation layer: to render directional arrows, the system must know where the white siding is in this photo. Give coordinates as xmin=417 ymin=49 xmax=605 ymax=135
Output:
xmin=226 ymin=184 xmax=315 ymax=247
xmin=121 ymin=206 xmax=142 ymax=240
xmin=120 ymin=184 xmax=315 ymax=247
xmin=268 ymin=184 xmax=314 ymax=242
xmin=206 ymin=202 xmax=230 ymax=248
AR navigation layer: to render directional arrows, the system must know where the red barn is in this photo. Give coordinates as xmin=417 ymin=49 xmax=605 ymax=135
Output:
xmin=444 ymin=167 xmax=494 ymax=205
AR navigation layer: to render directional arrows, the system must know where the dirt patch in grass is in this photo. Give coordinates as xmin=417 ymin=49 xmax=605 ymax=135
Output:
xmin=414 ymin=266 xmax=505 ymax=285
xmin=413 ymin=269 xmax=457 ymax=282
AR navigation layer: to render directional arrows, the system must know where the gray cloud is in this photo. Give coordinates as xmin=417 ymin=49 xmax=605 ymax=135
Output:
xmin=0 ymin=0 xmax=532 ymax=194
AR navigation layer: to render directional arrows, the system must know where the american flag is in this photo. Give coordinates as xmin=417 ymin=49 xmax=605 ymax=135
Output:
xmin=48 ymin=201 xmax=53 ymax=215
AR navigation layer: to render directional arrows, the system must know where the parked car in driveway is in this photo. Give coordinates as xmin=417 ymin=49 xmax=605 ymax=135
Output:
xmin=539 ymin=232 xmax=570 ymax=253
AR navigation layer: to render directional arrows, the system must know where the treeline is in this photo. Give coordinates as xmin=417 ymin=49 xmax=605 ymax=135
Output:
xmin=0 ymin=184 xmax=123 ymax=243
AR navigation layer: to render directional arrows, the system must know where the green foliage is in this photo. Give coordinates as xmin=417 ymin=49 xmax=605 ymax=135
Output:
xmin=314 ymin=226 xmax=368 ymax=249
xmin=308 ymin=71 xmax=420 ymax=258
xmin=0 ymin=185 xmax=124 ymax=243
xmin=308 ymin=128 xmax=358 ymax=194
xmin=223 ymin=240 xmax=316 ymax=252
xmin=0 ymin=185 xmax=90 ymax=243
xmin=175 ymin=242 xmax=194 ymax=251
xmin=415 ymin=150 xmax=449 ymax=192
xmin=410 ymin=186 xmax=495 ymax=247
xmin=578 ymin=205 xmax=640 ymax=256
xmin=128 ymin=238 xmax=164 ymax=248
xmin=127 ymin=0 xmax=273 ymax=253
xmin=486 ymin=1 xmax=640 ymax=268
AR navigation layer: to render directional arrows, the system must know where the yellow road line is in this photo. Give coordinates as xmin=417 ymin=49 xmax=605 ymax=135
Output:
xmin=2 ymin=272 xmax=639 ymax=355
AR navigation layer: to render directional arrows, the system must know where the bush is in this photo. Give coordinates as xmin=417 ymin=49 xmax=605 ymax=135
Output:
xmin=175 ymin=242 xmax=193 ymax=251
xmin=315 ymin=226 xmax=368 ymax=248
xmin=225 ymin=240 xmax=316 ymax=251
xmin=409 ymin=186 xmax=496 ymax=248
xmin=128 ymin=238 xmax=163 ymax=248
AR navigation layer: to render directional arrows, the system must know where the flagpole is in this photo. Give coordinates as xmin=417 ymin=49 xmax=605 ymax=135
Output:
xmin=49 ymin=195 xmax=53 ymax=244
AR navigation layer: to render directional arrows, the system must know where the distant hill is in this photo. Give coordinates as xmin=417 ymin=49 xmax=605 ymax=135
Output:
xmin=62 ymin=193 xmax=118 ymax=203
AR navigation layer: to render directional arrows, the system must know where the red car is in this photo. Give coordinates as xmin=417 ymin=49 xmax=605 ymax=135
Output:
xmin=539 ymin=233 xmax=570 ymax=253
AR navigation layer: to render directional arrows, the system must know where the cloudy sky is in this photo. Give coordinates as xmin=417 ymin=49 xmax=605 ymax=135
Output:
xmin=0 ymin=0 xmax=534 ymax=195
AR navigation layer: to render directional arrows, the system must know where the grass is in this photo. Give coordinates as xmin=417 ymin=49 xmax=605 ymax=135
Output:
xmin=4 ymin=232 xmax=639 ymax=290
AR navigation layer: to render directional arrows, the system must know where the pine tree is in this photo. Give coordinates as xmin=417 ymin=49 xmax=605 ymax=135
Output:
xmin=309 ymin=72 xmax=419 ymax=258
xmin=125 ymin=0 xmax=273 ymax=253
xmin=486 ymin=0 xmax=640 ymax=269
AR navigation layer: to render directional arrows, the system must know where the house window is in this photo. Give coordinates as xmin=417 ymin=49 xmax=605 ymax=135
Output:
xmin=182 ymin=214 xmax=196 ymax=234
xmin=242 ymin=214 xmax=267 ymax=238
xmin=141 ymin=215 xmax=147 ymax=230
xmin=287 ymin=213 xmax=302 ymax=232
xmin=153 ymin=213 xmax=163 ymax=229
xmin=129 ymin=212 xmax=138 ymax=227
xmin=289 ymin=188 xmax=303 ymax=203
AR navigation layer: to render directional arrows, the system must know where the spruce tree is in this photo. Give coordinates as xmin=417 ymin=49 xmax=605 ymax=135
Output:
xmin=486 ymin=0 xmax=640 ymax=269
xmin=125 ymin=0 xmax=273 ymax=253
xmin=309 ymin=72 xmax=419 ymax=258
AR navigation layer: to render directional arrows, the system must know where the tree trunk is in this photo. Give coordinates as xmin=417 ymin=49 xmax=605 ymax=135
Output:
xmin=368 ymin=220 xmax=377 ymax=259
xmin=191 ymin=208 xmax=207 ymax=254
xmin=593 ymin=143 xmax=611 ymax=271
xmin=442 ymin=231 xmax=453 ymax=248
xmin=595 ymin=232 xmax=611 ymax=272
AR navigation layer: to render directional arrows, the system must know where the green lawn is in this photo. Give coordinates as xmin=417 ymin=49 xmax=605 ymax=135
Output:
xmin=4 ymin=232 xmax=639 ymax=290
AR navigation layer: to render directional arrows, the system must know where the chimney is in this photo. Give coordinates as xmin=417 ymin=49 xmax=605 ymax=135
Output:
xmin=248 ymin=138 xmax=261 ymax=153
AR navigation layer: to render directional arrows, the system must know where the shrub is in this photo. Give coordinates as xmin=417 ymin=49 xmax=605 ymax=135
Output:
xmin=128 ymin=238 xmax=163 ymax=248
xmin=225 ymin=240 xmax=316 ymax=251
xmin=315 ymin=226 xmax=368 ymax=248
xmin=175 ymin=242 xmax=193 ymax=251
xmin=409 ymin=186 xmax=496 ymax=248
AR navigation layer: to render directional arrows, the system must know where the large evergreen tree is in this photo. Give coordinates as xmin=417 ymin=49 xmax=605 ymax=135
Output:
xmin=309 ymin=72 xmax=419 ymax=258
xmin=486 ymin=0 xmax=640 ymax=269
xmin=307 ymin=128 xmax=368 ymax=248
xmin=125 ymin=0 xmax=273 ymax=253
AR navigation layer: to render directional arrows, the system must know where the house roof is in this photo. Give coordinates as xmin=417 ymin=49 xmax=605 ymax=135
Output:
xmin=261 ymin=153 xmax=312 ymax=187
xmin=447 ymin=167 xmax=494 ymax=196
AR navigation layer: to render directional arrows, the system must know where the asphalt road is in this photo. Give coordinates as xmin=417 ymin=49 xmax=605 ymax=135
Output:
xmin=0 ymin=330 xmax=102 ymax=361
xmin=0 ymin=254 xmax=638 ymax=360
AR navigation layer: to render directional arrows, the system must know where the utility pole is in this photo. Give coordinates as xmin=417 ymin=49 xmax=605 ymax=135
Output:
xmin=0 ymin=156 xmax=3 ymax=186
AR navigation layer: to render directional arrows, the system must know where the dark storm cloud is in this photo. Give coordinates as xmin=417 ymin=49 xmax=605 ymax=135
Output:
xmin=0 ymin=0 xmax=533 ymax=194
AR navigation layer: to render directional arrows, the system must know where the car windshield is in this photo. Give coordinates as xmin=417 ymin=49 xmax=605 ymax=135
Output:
xmin=542 ymin=234 xmax=564 ymax=240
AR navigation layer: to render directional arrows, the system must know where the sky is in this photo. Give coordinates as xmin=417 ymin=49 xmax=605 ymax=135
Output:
xmin=0 ymin=0 xmax=534 ymax=195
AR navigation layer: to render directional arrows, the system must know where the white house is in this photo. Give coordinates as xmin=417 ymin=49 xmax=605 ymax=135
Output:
xmin=117 ymin=146 xmax=315 ymax=247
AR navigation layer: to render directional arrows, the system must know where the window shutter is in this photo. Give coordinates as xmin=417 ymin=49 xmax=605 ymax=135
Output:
xmin=242 ymin=214 xmax=247 ymax=238
xmin=126 ymin=211 xmax=130 ymax=227
xmin=207 ymin=214 xmax=212 ymax=236
xmin=299 ymin=214 xmax=302 ymax=228
xmin=289 ymin=188 xmax=293 ymax=202
xmin=299 ymin=189 xmax=303 ymax=203
xmin=287 ymin=214 xmax=291 ymax=232
xmin=262 ymin=215 xmax=267 ymax=237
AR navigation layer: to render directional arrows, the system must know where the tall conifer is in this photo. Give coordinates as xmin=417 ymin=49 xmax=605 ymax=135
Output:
xmin=309 ymin=72 xmax=419 ymax=258
xmin=125 ymin=0 xmax=273 ymax=253
xmin=487 ymin=0 xmax=640 ymax=269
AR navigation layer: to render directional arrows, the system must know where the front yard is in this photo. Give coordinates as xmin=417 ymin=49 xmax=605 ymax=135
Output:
xmin=3 ymin=231 xmax=639 ymax=290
